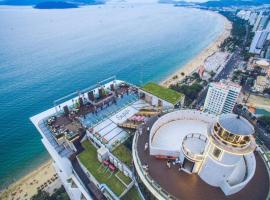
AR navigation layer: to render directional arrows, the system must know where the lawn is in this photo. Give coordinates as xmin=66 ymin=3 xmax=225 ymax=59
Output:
xmin=121 ymin=186 xmax=142 ymax=200
xmin=142 ymin=82 xmax=184 ymax=105
xmin=115 ymin=171 xmax=132 ymax=186
xmin=112 ymin=144 xmax=133 ymax=168
xmin=78 ymin=140 xmax=126 ymax=196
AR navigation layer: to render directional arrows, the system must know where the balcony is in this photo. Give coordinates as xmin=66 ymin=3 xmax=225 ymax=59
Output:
xmin=182 ymin=133 xmax=207 ymax=161
xmin=38 ymin=120 xmax=73 ymax=158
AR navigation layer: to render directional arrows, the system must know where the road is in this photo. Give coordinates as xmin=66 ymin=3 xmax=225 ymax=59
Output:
xmin=193 ymin=19 xmax=251 ymax=109
xmin=195 ymin=49 xmax=242 ymax=108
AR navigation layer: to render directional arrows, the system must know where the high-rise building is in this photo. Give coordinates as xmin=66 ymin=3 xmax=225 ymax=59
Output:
xmin=257 ymin=15 xmax=269 ymax=31
xmin=265 ymin=46 xmax=270 ymax=59
xmin=30 ymin=77 xmax=185 ymax=200
xmin=249 ymin=30 xmax=269 ymax=54
xmin=244 ymin=10 xmax=251 ymax=21
xmin=266 ymin=20 xmax=270 ymax=32
xmin=237 ymin=10 xmax=251 ymax=20
xmin=252 ymin=11 xmax=263 ymax=32
xmin=266 ymin=20 xmax=270 ymax=40
xmin=203 ymin=81 xmax=241 ymax=115
xmin=249 ymin=12 xmax=258 ymax=26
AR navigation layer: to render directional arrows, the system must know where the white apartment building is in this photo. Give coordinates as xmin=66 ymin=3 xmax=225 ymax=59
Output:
xmin=266 ymin=20 xmax=270 ymax=40
xmin=203 ymin=81 xmax=241 ymax=115
xmin=253 ymin=75 xmax=270 ymax=93
xmin=249 ymin=30 xmax=269 ymax=54
xmin=249 ymin=12 xmax=258 ymax=26
xmin=237 ymin=10 xmax=251 ymax=20
xmin=252 ymin=11 xmax=263 ymax=32
xmin=257 ymin=15 xmax=269 ymax=31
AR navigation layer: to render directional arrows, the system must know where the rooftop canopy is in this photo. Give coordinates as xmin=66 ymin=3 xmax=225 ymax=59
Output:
xmin=141 ymin=82 xmax=184 ymax=105
xmin=219 ymin=113 xmax=254 ymax=136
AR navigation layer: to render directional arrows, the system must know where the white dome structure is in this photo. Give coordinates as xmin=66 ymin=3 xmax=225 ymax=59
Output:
xmin=200 ymin=113 xmax=257 ymax=195
xmin=147 ymin=110 xmax=257 ymax=196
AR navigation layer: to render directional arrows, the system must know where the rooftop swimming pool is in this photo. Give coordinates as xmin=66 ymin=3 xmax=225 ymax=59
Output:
xmin=80 ymin=93 xmax=138 ymax=128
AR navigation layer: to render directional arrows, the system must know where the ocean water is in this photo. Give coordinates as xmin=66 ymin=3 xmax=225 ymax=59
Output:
xmin=256 ymin=108 xmax=270 ymax=116
xmin=0 ymin=2 xmax=224 ymax=188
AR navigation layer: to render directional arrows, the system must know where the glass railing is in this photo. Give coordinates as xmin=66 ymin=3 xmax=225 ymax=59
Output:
xmin=256 ymin=137 xmax=270 ymax=199
xmin=133 ymin=130 xmax=177 ymax=200
xmin=38 ymin=120 xmax=73 ymax=158
xmin=212 ymin=127 xmax=251 ymax=148
xmin=210 ymin=126 xmax=256 ymax=151
xmin=182 ymin=133 xmax=207 ymax=161
xmin=235 ymin=107 xmax=270 ymax=199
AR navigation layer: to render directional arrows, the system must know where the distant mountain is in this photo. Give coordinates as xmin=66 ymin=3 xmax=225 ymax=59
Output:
xmin=199 ymin=0 xmax=269 ymax=7
xmin=0 ymin=0 xmax=105 ymax=6
xmin=34 ymin=1 xmax=78 ymax=9
xmin=163 ymin=0 xmax=270 ymax=7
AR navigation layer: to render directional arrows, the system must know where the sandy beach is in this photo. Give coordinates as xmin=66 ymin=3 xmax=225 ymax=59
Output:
xmin=161 ymin=13 xmax=232 ymax=87
xmin=244 ymin=94 xmax=270 ymax=112
xmin=0 ymin=160 xmax=60 ymax=200
xmin=0 ymin=6 xmax=232 ymax=200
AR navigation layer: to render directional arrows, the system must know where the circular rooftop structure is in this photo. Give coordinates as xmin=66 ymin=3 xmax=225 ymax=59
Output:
xmin=133 ymin=110 xmax=270 ymax=200
xmin=182 ymin=133 xmax=207 ymax=161
xmin=149 ymin=110 xmax=216 ymax=157
xmin=219 ymin=113 xmax=254 ymax=136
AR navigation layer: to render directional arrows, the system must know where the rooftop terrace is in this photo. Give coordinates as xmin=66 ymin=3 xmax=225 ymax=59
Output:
xmin=79 ymin=92 xmax=138 ymax=128
xmin=78 ymin=140 xmax=144 ymax=199
xmin=39 ymin=79 xmax=142 ymax=150
xmin=134 ymin=116 xmax=269 ymax=200
xmin=141 ymin=82 xmax=184 ymax=105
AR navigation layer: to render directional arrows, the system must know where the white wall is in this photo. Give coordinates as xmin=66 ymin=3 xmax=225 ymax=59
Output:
xmin=149 ymin=110 xmax=216 ymax=156
xmin=140 ymin=90 xmax=174 ymax=109
xmin=199 ymin=155 xmax=236 ymax=187
xmin=152 ymin=96 xmax=158 ymax=106
xmin=162 ymin=100 xmax=173 ymax=109
xmin=227 ymin=157 xmax=246 ymax=185
xmin=199 ymin=142 xmax=256 ymax=195
xmin=42 ymin=138 xmax=92 ymax=200
xmin=220 ymin=153 xmax=256 ymax=195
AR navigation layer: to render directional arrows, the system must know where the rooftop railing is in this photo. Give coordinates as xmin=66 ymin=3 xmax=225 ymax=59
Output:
xmin=182 ymin=133 xmax=207 ymax=161
xmin=38 ymin=120 xmax=73 ymax=158
xmin=234 ymin=106 xmax=270 ymax=199
xmin=208 ymin=126 xmax=256 ymax=155
xmin=255 ymin=137 xmax=270 ymax=200
xmin=133 ymin=129 xmax=177 ymax=200
xmin=53 ymin=76 xmax=116 ymax=107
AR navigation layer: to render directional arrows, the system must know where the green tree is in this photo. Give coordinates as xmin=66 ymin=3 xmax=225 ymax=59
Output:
xmin=31 ymin=190 xmax=50 ymax=200
xmin=263 ymin=88 xmax=270 ymax=95
xmin=31 ymin=186 xmax=70 ymax=200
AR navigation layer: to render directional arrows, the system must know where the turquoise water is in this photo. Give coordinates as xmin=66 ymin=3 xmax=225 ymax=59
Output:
xmin=256 ymin=108 xmax=270 ymax=116
xmin=0 ymin=3 xmax=224 ymax=188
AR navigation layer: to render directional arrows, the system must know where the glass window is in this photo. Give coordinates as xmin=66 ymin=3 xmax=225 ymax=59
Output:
xmin=212 ymin=147 xmax=222 ymax=159
xmin=233 ymin=135 xmax=240 ymax=144
xmin=243 ymin=136 xmax=250 ymax=143
xmin=214 ymin=125 xmax=219 ymax=132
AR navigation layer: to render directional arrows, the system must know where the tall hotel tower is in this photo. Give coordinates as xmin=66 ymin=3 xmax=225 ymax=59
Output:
xmin=203 ymin=80 xmax=241 ymax=115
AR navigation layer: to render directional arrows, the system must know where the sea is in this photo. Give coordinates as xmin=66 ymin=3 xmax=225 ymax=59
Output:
xmin=0 ymin=1 xmax=224 ymax=188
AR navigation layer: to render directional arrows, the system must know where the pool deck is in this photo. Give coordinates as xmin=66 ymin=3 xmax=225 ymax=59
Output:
xmin=136 ymin=118 xmax=270 ymax=200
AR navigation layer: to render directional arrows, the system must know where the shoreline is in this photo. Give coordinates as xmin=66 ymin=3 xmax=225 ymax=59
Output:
xmin=0 ymin=8 xmax=232 ymax=200
xmin=0 ymin=159 xmax=60 ymax=200
xmin=161 ymin=12 xmax=232 ymax=87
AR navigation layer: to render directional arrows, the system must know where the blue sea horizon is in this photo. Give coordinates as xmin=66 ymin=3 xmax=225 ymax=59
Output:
xmin=0 ymin=2 xmax=224 ymax=188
